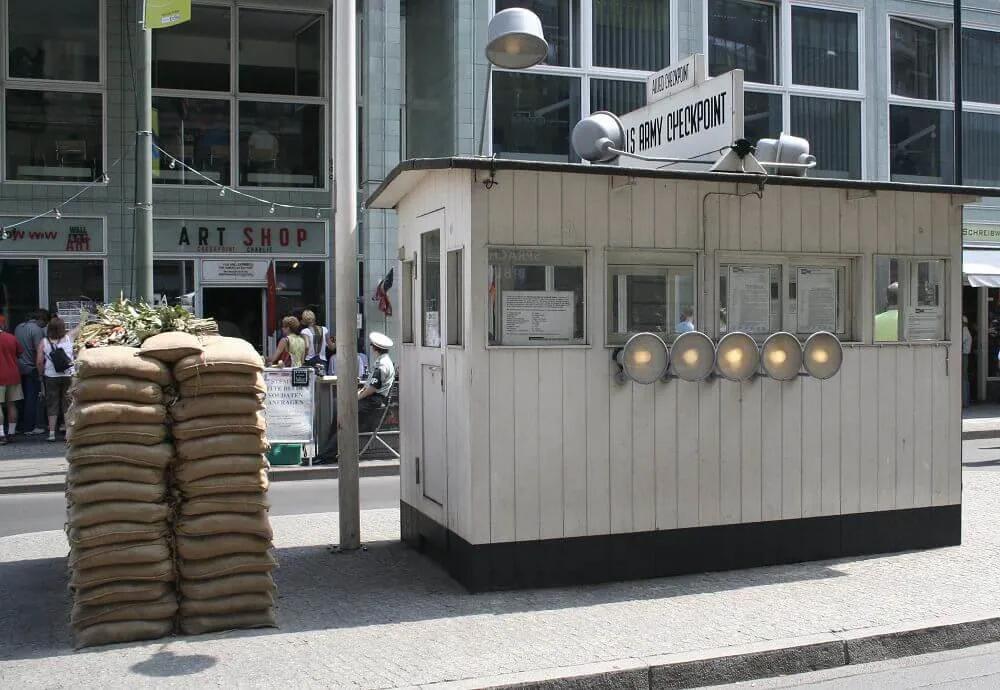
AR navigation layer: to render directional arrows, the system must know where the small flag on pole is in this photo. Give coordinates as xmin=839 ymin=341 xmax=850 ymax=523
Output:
xmin=373 ymin=267 xmax=394 ymax=317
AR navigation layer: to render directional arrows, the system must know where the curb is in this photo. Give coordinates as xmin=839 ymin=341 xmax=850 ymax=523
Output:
xmin=417 ymin=614 xmax=1000 ymax=689
xmin=0 ymin=460 xmax=401 ymax=495
xmin=962 ymin=428 xmax=1000 ymax=440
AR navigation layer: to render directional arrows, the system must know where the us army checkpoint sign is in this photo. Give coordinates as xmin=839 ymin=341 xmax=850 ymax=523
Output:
xmin=617 ymin=69 xmax=744 ymax=171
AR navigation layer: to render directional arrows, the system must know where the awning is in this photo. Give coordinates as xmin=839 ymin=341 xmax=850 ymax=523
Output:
xmin=964 ymin=249 xmax=1000 ymax=287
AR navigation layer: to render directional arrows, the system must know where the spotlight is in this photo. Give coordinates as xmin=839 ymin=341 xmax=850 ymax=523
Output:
xmin=715 ymin=331 xmax=759 ymax=382
xmin=670 ymin=331 xmax=715 ymax=382
xmin=802 ymin=331 xmax=843 ymax=379
xmin=761 ymin=332 xmax=803 ymax=381
xmin=614 ymin=332 xmax=669 ymax=385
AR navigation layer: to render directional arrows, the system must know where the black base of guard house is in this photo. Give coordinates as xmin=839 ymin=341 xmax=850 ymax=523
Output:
xmin=402 ymin=501 xmax=961 ymax=592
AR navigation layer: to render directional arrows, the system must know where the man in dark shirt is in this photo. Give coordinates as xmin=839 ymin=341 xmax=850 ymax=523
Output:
xmin=14 ymin=309 xmax=48 ymax=435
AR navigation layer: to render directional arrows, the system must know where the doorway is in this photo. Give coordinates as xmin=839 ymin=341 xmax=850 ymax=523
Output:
xmin=0 ymin=259 xmax=40 ymax=330
xmin=202 ymin=287 xmax=265 ymax=354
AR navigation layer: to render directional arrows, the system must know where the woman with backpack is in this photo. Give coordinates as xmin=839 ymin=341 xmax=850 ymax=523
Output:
xmin=300 ymin=309 xmax=334 ymax=371
xmin=35 ymin=316 xmax=75 ymax=442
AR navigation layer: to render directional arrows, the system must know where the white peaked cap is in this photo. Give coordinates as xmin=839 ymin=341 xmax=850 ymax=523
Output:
xmin=369 ymin=331 xmax=393 ymax=349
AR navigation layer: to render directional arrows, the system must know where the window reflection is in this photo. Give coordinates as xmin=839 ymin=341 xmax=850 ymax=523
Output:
xmin=708 ymin=0 xmax=776 ymax=84
xmin=492 ymin=72 xmax=579 ymax=161
xmin=239 ymin=10 xmax=322 ymax=97
xmin=890 ymin=106 xmax=952 ymax=182
xmin=5 ymin=91 xmax=103 ymax=182
xmin=238 ymin=102 xmax=322 ymax=188
xmin=791 ymin=96 xmax=861 ymax=179
xmin=153 ymin=98 xmax=230 ymax=185
xmin=152 ymin=5 xmax=231 ymax=91
xmin=7 ymin=0 xmax=100 ymax=82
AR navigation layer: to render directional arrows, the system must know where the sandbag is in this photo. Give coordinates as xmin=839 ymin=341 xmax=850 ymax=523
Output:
xmin=67 ymin=423 xmax=167 ymax=447
xmin=175 ymin=433 xmax=268 ymax=461
xmin=179 ymin=573 xmax=275 ymax=600
xmin=181 ymin=470 xmax=269 ymax=498
xmin=174 ymin=337 xmax=264 ymax=381
xmin=68 ymin=521 xmax=169 ymax=549
xmin=67 ymin=443 xmax=173 ymax=469
xmin=178 ymin=552 xmax=277 ymax=580
xmin=70 ymin=559 xmax=174 ymax=589
xmin=67 ymin=463 xmax=164 ymax=487
xmin=75 ymin=346 xmax=171 ymax=386
xmin=170 ymin=395 xmax=263 ymax=422
xmin=67 ymin=401 xmax=166 ymax=430
xmin=71 ymin=377 xmax=164 ymax=405
xmin=73 ymin=581 xmax=172 ymax=608
xmin=174 ymin=455 xmax=266 ymax=484
xmin=73 ymin=619 xmax=174 ymax=649
xmin=67 ymin=480 xmax=166 ymax=505
xmin=139 ymin=331 xmax=203 ymax=363
xmin=179 ymin=592 xmax=274 ymax=617
xmin=70 ymin=540 xmax=171 ymax=570
xmin=179 ymin=494 xmax=270 ymax=517
xmin=179 ymin=609 xmax=276 ymax=636
xmin=71 ymin=592 xmax=177 ymax=629
xmin=175 ymin=512 xmax=273 ymax=539
xmin=176 ymin=534 xmax=273 ymax=561
xmin=178 ymin=372 xmax=266 ymax=398
xmin=172 ymin=413 xmax=266 ymax=441
xmin=69 ymin=501 xmax=170 ymax=528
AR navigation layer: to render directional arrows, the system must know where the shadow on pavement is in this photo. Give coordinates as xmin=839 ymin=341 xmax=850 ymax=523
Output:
xmin=964 ymin=459 xmax=1000 ymax=467
xmin=129 ymin=647 xmax=217 ymax=677
xmin=0 ymin=556 xmax=72 ymax=661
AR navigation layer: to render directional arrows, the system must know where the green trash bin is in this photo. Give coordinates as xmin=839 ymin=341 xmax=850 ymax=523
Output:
xmin=267 ymin=444 xmax=303 ymax=466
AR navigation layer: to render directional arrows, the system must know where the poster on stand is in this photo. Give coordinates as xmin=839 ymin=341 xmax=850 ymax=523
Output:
xmin=262 ymin=368 xmax=314 ymax=444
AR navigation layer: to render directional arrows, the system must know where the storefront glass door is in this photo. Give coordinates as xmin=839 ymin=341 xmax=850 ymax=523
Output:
xmin=202 ymin=286 xmax=264 ymax=354
xmin=0 ymin=259 xmax=40 ymax=330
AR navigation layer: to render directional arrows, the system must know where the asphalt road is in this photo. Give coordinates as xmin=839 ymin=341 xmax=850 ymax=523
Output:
xmin=0 ymin=476 xmax=400 ymax=538
xmin=713 ymin=640 xmax=1000 ymax=688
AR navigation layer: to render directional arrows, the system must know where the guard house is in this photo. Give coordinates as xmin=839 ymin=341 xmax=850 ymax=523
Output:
xmin=367 ymin=157 xmax=1000 ymax=592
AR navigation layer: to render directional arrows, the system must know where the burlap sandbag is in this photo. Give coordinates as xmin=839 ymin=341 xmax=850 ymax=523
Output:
xmin=71 ymin=592 xmax=178 ymax=629
xmin=174 ymin=337 xmax=264 ymax=381
xmin=69 ymin=540 xmax=171 ymax=570
xmin=70 ymin=559 xmax=175 ymax=589
xmin=179 ymin=552 xmax=277 ymax=580
xmin=139 ymin=331 xmax=204 ymax=363
xmin=179 ymin=494 xmax=270 ymax=517
xmin=69 ymin=501 xmax=170 ymax=528
xmin=179 ymin=592 xmax=274 ymax=617
xmin=73 ymin=619 xmax=174 ymax=649
xmin=74 ymin=581 xmax=172 ymax=608
xmin=71 ymin=377 xmax=164 ymax=405
xmin=174 ymin=455 xmax=266 ymax=484
xmin=176 ymin=534 xmax=272 ymax=561
xmin=68 ymin=521 xmax=169 ymax=549
xmin=67 ymin=480 xmax=166 ymax=506
xmin=75 ymin=346 xmax=171 ymax=386
xmin=175 ymin=512 xmax=273 ymax=539
xmin=178 ymin=372 xmax=266 ymax=398
xmin=179 ymin=609 xmax=276 ymax=636
xmin=179 ymin=573 xmax=275 ymax=600
xmin=172 ymin=413 xmax=266 ymax=441
xmin=67 ymin=463 xmax=164 ymax=487
xmin=67 ymin=443 xmax=173 ymax=469
xmin=67 ymin=401 xmax=167 ymax=430
xmin=175 ymin=433 xmax=268 ymax=461
xmin=181 ymin=469 xmax=270 ymax=498
xmin=170 ymin=395 xmax=263 ymax=422
xmin=67 ymin=423 xmax=167 ymax=447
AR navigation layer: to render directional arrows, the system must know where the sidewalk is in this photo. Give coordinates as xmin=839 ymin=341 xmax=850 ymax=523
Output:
xmin=962 ymin=403 xmax=1000 ymax=440
xmin=2 ymin=471 xmax=1000 ymax=689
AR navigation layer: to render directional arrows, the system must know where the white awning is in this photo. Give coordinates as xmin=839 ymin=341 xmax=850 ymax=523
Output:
xmin=964 ymin=249 xmax=1000 ymax=287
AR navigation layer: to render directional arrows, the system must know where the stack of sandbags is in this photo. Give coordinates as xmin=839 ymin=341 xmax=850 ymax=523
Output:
xmin=170 ymin=336 xmax=277 ymax=635
xmin=65 ymin=345 xmax=176 ymax=648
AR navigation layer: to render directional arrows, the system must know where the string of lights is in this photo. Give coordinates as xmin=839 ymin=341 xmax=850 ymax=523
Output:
xmin=154 ymin=145 xmax=333 ymax=218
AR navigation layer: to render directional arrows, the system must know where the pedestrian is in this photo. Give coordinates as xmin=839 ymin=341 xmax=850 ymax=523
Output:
xmin=36 ymin=316 xmax=76 ymax=443
xmin=13 ymin=308 xmax=48 ymax=435
xmin=963 ymin=315 xmax=973 ymax=408
xmin=675 ymin=306 xmax=695 ymax=333
xmin=268 ymin=315 xmax=307 ymax=368
xmin=0 ymin=316 xmax=25 ymax=445
xmin=300 ymin=309 xmax=334 ymax=371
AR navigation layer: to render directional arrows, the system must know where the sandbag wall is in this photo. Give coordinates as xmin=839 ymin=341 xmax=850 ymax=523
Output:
xmin=170 ymin=336 xmax=277 ymax=635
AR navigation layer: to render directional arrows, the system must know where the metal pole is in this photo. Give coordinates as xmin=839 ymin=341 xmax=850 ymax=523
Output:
xmin=135 ymin=10 xmax=154 ymax=303
xmin=335 ymin=0 xmax=361 ymax=550
xmin=954 ymin=0 xmax=963 ymax=185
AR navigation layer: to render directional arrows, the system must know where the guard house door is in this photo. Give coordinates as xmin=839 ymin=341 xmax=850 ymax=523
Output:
xmin=417 ymin=214 xmax=446 ymax=507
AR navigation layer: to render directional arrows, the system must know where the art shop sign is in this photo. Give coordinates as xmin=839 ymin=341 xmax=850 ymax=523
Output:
xmin=154 ymin=218 xmax=327 ymax=256
xmin=0 ymin=216 xmax=105 ymax=254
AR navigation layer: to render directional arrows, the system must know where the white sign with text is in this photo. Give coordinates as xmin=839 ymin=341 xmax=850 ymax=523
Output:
xmin=263 ymin=368 xmax=314 ymax=444
xmin=201 ymin=259 xmax=270 ymax=285
xmin=645 ymin=54 xmax=706 ymax=104
xmin=501 ymin=291 xmax=575 ymax=344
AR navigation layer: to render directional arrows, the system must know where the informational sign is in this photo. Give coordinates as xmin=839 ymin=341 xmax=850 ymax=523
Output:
xmin=796 ymin=267 xmax=838 ymax=333
xmin=202 ymin=259 xmax=270 ymax=285
xmin=425 ymin=311 xmax=441 ymax=347
xmin=905 ymin=259 xmax=944 ymax=341
xmin=617 ymin=70 xmax=744 ymax=171
xmin=501 ymin=291 xmax=575 ymax=344
xmin=646 ymin=54 xmax=705 ymax=105
xmin=145 ymin=0 xmax=191 ymax=29
xmin=905 ymin=309 xmax=943 ymax=341
xmin=963 ymin=224 xmax=1000 ymax=246
xmin=56 ymin=301 xmax=96 ymax=330
xmin=154 ymin=218 xmax=327 ymax=256
xmin=728 ymin=265 xmax=772 ymax=334
xmin=262 ymin=367 xmax=314 ymax=444
xmin=0 ymin=216 xmax=105 ymax=254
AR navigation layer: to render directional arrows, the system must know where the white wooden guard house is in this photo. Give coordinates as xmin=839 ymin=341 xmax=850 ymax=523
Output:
xmin=367 ymin=157 xmax=1000 ymax=592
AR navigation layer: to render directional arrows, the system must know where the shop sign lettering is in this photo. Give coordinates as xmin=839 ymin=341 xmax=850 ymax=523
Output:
xmin=0 ymin=216 xmax=105 ymax=254
xmin=153 ymin=218 xmax=327 ymax=256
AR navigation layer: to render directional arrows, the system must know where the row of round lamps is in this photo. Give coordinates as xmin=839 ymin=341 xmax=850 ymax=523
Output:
xmin=616 ymin=330 xmax=843 ymax=385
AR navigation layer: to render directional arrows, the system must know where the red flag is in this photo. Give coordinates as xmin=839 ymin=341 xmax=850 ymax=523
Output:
xmin=373 ymin=267 xmax=393 ymax=317
xmin=266 ymin=262 xmax=277 ymax=333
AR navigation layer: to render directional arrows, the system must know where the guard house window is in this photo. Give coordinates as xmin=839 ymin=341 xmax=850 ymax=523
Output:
xmin=3 ymin=0 xmax=104 ymax=182
xmin=488 ymin=247 xmax=586 ymax=346
xmin=874 ymin=256 xmax=946 ymax=343
xmin=606 ymin=251 xmax=695 ymax=345
xmin=422 ymin=231 xmax=442 ymax=347
xmin=447 ymin=249 xmax=464 ymax=346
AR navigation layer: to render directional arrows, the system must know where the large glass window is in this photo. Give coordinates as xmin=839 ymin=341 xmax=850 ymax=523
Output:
xmin=152 ymin=98 xmax=230 ymax=185
xmin=791 ymin=7 xmax=857 ymax=90
xmin=493 ymin=73 xmax=580 ymax=161
xmin=422 ymin=232 xmax=442 ymax=347
xmin=743 ymin=92 xmax=782 ymax=145
xmin=238 ymin=102 xmax=323 ymax=187
xmin=239 ymin=10 xmax=322 ymax=97
xmin=590 ymin=79 xmax=645 ymax=118
xmin=791 ymin=97 xmax=862 ymax=179
xmin=47 ymin=259 xmax=105 ymax=310
xmin=275 ymin=261 xmax=326 ymax=327
xmin=5 ymin=91 xmax=104 ymax=182
xmin=890 ymin=105 xmax=952 ymax=182
xmin=891 ymin=19 xmax=940 ymax=100
xmin=708 ymin=0 xmax=776 ymax=84
xmin=606 ymin=252 xmax=696 ymax=344
xmin=592 ymin=0 xmax=670 ymax=71
xmin=153 ymin=260 xmax=196 ymax=309
xmin=965 ymin=29 xmax=1000 ymax=106
xmin=964 ymin=111 xmax=1000 ymax=187
xmin=496 ymin=0 xmax=577 ymax=67
xmin=7 ymin=0 xmax=100 ymax=82
xmin=152 ymin=5 xmax=230 ymax=91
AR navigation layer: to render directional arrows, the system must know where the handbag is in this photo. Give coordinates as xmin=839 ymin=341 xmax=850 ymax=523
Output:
xmin=48 ymin=339 xmax=73 ymax=374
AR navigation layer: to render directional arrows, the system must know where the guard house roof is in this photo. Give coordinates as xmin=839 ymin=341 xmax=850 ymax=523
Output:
xmin=366 ymin=156 xmax=1000 ymax=210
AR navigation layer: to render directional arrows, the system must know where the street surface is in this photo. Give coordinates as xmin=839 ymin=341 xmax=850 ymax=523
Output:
xmin=0 ymin=476 xmax=400 ymax=537
xmin=962 ymin=437 xmax=1000 ymax=471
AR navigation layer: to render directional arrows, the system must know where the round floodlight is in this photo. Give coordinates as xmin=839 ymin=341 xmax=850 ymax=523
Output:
xmin=761 ymin=332 xmax=803 ymax=381
xmin=670 ymin=331 xmax=716 ymax=382
xmin=486 ymin=8 xmax=549 ymax=69
xmin=618 ymin=332 xmax=669 ymax=385
xmin=572 ymin=111 xmax=624 ymax=163
xmin=716 ymin=332 xmax=760 ymax=382
xmin=802 ymin=331 xmax=843 ymax=380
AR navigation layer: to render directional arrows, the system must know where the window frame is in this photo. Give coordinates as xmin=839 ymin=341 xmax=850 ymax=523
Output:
xmin=447 ymin=248 xmax=464 ymax=347
xmin=605 ymin=249 xmax=697 ymax=346
xmin=873 ymin=254 xmax=950 ymax=344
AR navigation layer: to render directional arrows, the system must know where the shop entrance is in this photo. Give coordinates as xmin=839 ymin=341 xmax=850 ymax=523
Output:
xmin=0 ymin=259 xmax=40 ymax=330
xmin=202 ymin=287 xmax=265 ymax=354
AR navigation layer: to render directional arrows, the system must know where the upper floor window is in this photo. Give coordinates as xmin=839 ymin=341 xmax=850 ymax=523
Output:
xmin=708 ymin=0 xmax=776 ymax=85
xmin=964 ymin=28 xmax=1000 ymax=106
xmin=891 ymin=18 xmax=943 ymax=101
xmin=7 ymin=0 xmax=101 ymax=82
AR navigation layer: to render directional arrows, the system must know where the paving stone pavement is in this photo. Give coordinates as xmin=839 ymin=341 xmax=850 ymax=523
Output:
xmin=1 ymin=472 xmax=999 ymax=689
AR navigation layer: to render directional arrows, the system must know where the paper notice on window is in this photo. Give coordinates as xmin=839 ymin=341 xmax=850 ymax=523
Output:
xmin=796 ymin=267 xmax=838 ymax=333
xmin=905 ymin=308 xmax=942 ymax=341
xmin=501 ymin=291 xmax=575 ymax=344
xmin=425 ymin=311 xmax=441 ymax=347
xmin=729 ymin=266 xmax=772 ymax=334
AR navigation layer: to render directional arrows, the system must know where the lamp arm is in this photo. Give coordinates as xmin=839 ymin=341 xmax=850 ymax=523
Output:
xmin=604 ymin=145 xmax=717 ymax=166
xmin=477 ymin=63 xmax=494 ymax=156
